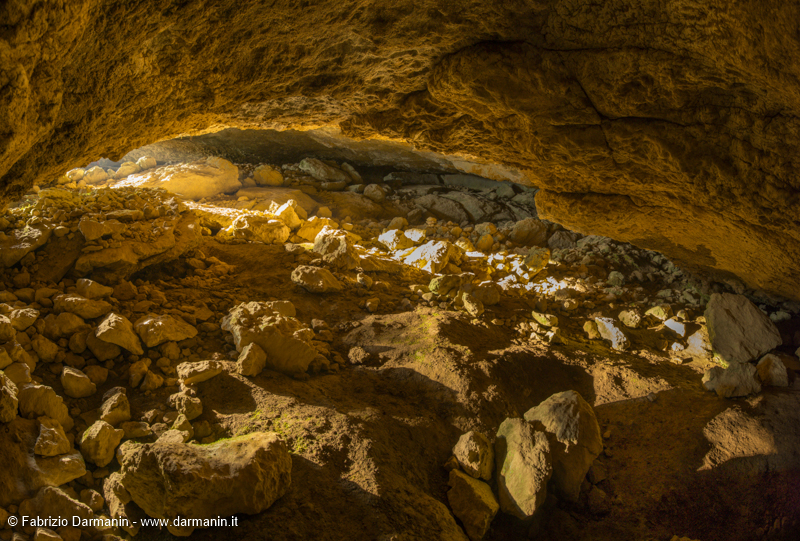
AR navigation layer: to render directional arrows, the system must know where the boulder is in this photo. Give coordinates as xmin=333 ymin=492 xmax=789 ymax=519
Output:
xmin=168 ymin=391 xmax=203 ymax=421
xmin=253 ymin=165 xmax=285 ymax=186
xmin=453 ymin=431 xmax=494 ymax=481
xmin=53 ymin=294 xmax=112 ymax=319
xmin=705 ymin=293 xmax=781 ymax=364
xmin=494 ymin=418 xmax=552 ymax=519
xmin=378 ymin=229 xmax=416 ymax=251
xmin=0 ymin=370 xmax=18 ymax=423
xmin=218 ymin=214 xmax=291 ymax=244
xmin=83 ymin=166 xmax=108 ymax=184
xmin=509 ymin=218 xmax=549 ymax=246
xmin=60 ymin=367 xmax=96 ymax=398
xmin=116 ymin=432 xmax=291 ymax=535
xmin=462 ymin=293 xmax=484 ymax=317
xmin=17 ymin=384 xmax=73 ymax=430
xmin=76 ymin=278 xmax=114 ymax=299
xmin=523 ymin=247 xmax=550 ymax=274
xmin=414 ymin=194 xmax=469 ymax=223
xmin=19 ymin=486 xmax=93 ymax=526
xmin=80 ymin=420 xmax=124 ymax=467
xmin=99 ymin=388 xmax=132 ymax=426
xmin=0 ymin=314 xmax=16 ymax=342
xmin=34 ymin=417 xmax=71 ymax=457
xmin=117 ymin=157 xmax=241 ymax=200
xmin=32 ymin=334 xmax=59 ymax=362
xmin=96 ymin=313 xmax=143 ymax=354
xmin=447 ymin=469 xmax=499 ymax=541
xmin=134 ymin=314 xmax=198 ymax=348
xmin=594 ymin=317 xmax=630 ymax=351
xmin=702 ymin=363 xmax=762 ymax=398
xmin=364 ymin=184 xmax=387 ymax=202
xmin=296 ymin=216 xmax=338 ymax=242
xmin=403 ymin=240 xmax=462 ymax=273
xmin=291 ymin=265 xmax=344 ymax=293
xmin=8 ymin=307 xmax=38 ymax=331
xmin=312 ymin=227 xmax=360 ymax=269
xmin=237 ymin=342 xmax=267 ymax=376
xmin=86 ymin=328 xmax=122 ymax=361
xmin=221 ymin=301 xmax=318 ymax=375
xmin=136 ymin=155 xmax=157 ymax=169
xmin=177 ymin=360 xmax=224 ymax=385
xmin=298 ymin=158 xmax=349 ymax=182
xmin=0 ymin=224 xmax=53 ymax=268
xmin=523 ymin=390 xmax=603 ymax=502
xmin=756 ymin=354 xmax=789 ymax=387
xmin=274 ymin=201 xmax=302 ymax=229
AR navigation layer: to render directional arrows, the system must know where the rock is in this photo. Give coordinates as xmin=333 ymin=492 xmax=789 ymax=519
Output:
xmin=462 ymin=293 xmax=484 ymax=317
xmin=523 ymin=390 xmax=603 ymax=502
xmin=296 ymin=216 xmax=338 ymax=242
xmin=83 ymin=166 xmax=108 ymax=184
xmin=0 ymin=417 xmax=86 ymax=506
xmin=96 ymin=313 xmax=143 ymax=354
xmin=509 ymin=218 xmax=549 ymax=246
xmin=430 ymin=274 xmax=464 ymax=296
xmin=447 ymin=469 xmax=499 ymax=541
xmin=86 ymin=328 xmax=122 ymax=361
xmin=594 ymin=317 xmax=630 ymax=351
xmin=453 ymin=431 xmax=494 ymax=481
xmin=253 ymin=165 xmax=285 ymax=186
xmin=116 ymin=432 xmax=291 ymax=534
xmin=17 ymin=384 xmax=73 ymax=430
xmin=34 ymin=417 xmax=71 ymax=457
xmin=168 ymin=392 xmax=203 ymax=421
xmin=80 ymin=420 xmax=124 ymax=467
xmin=99 ymin=388 xmax=131 ymax=426
xmin=76 ymin=279 xmax=114 ymax=299
xmin=378 ymin=229 xmax=415 ymax=251
xmin=548 ymin=230 xmax=578 ymax=250
xmin=114 ymin=161 xmax=141 ymax=178
xmin=177 ymin=360 xmax=224 ymax=385
xmin=414 ymin=194 xmax=470 ymax=223
xmin=299 ymin=158 xmax=349 ymax=182
xmin=60 ymin=367 xmax=96 ymax=398
xmin=53 ymin=294 xmax=112 ymax=319
xmin=19 ymin=486 xmax=93 ymax=526
xmin=8 ymin=307 xmax=39 ymax=331
xmin=0 ymin=224 xmax=53 ymax=268
xmin=475 ymin=234 xmax=494 ymax=251
xmin=237 ymin=342 xmax=267 ymax=376
xmin=531 ymin=312 xmax=558 ymax=327
xmin=221 ymin=301 xmax=318 ymax=375
xmin=463 ymin=282 xmax=501 ymax=306
xmin=218 ymin=214 xmax=291 ymax=244
xmin=618 ymin=310 xmax=641 ymax=329
xmin=705 ymin=293 xmax=781 ymax=364
xmin=65 ymin=167 xmax=85 ymax=181
xmin=134 ymin=314 xmax=198 ymax=348
xmin=119 ymin=157 xmax=241 ymax=200
xmin=291 ymin=265 xmax=344 ymax=293
xmin=702 ymin=363 xmax=762 ymax=398
xmin=0 ymin=371 xmax=18 ymax=423
xmin=136 ymin=155 xmax=157 ymax=169
xmin=523 ymin=247 xmax=550 ymax=274
xmin=403 ymin=240 xmax=461 ymax=273
xmin=0 ymin=315 xmax=15 ymax=342
xmin=274 ymin=201 xmax=302 ymax=229
xmin=607 ymin=271 xmax=625 ymax=286
xmin=32 ymin=334 xmax=59 ymax=362
xmin=756 ymin=353 xmax=789 ymax=387
xmin=34 ymin=527 xmax=62 ymax=540
xmin=312 ymin=227 xmax=360 ymax=269
xmin=364 ymin=184 xmax=386 ymax=202
xmin=494 ymin=418 xmax=552 ymax=519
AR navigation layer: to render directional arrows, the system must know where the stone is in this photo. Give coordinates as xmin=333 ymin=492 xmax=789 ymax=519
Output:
xmin=218 ymin=215 xmax=291 ymax=244
xmin=509 ymin=218 xmax=549 ymax=246
xmin=462 ymin=293 xmax=484 ymax=317
xmin=0 ymin=370 xmax=18 ymax=423
xmin=363 ymin=183 xmax=386 ymax=202
xmin=756 ymin=353 xmax=789 ymax=387
xmin=34 ymin=417 xmax=71 ymax=457
xmin=702 ymin=363 xmax=762 ymax=398
xmin=76 ymin=279 xmax=114 ymax=299
xmin=594 ymin=317 xmax=630 ymax=351
xmin=291 ymin=265 xmax=344 ymax=293
xmin=607 ymin=271 xmax=625 ymax=286
xmin=177 ymin=360 xmax=224 ymax=385
xmin=60 ymin=367 xmax=96 ymax=398
xmin=116 ymin=432 xmax=291 ymax=534
xmin=0 ymin=315 xmax=15 ymax=342
xmin=83 ymin=166 xmax=108 ymax=184
xmin=312 ymin=227 xmax=361 ymax=269
xmin=403 ymin=240 xmax=461 ymax=273
xmin=118 ymin=157 xmax=241 ymax=200
xmin=99 ymin=388 xmax=131 ymax=427
xmin=275 ymin=201 xmax=302 ymax=229
xmin=8 ymin=307 xmax=39 ymax=331
xmin=453 ymin=431 xmax=494 ymax=481
xmin=523 ymin=390 xmax=603 ymax=502
xmin=32 ymin=334 xmax=59 ymax=362
xmin=253 ymin=165 xmax=285 ymax=186
xmin=53 ymin=294 xmax=112 ymax=319
xmin=80 ymin=420 xmax=124 ymax=467
xmin=136 ymin=155 xmax=157 ymax=169
xmin=140 ymin=370 xmax=164 ymax=392
xmin=19 ymin=486 xmax=93 ymax=526
xmin=17 ymin=384 xmax=73 ymax=430
xmin=296 ymin=216 xmax=338 ymax=242
xmin=134 ymin=314 xmax=198 ymax=348
xmin=0 ymin=225 xmax=53 ymax=268
xmin=531 ymin=312 xmax=558 ymax=327
xmin=4 ymin=362 xmax=31 ymax=386
xmin=429 ymin=274 xmax=463 ymax=296
xmin=475 ymin=234 xmax=494 ymax=251
xmin=494 ymin=418 xmax=552 ymax=519
xmin=705 ymin=293 xmax=781 ymax=364
xmin=414 ymin=194 xmax=469 ymax=223
xmin=447 ymin=469 xmax=499 ymax=541
xmin=523 ymin=247 xmax=550 ymax=274
xmin=618 ymin=309 xmax=641 ymax=329
xmin=168 ymin=392 xmax=203 ymax=421
xmin=299 ymin=158 xmax=349 ymax=182
xmin=114 ymin=161 xmax=141 ymax=178
xmin=548 ymin=230 xmax=578 ymax=250
xmin=86 ymin=328 xmax=122 ymax=361
xmin=378 ymin=229 xmax=415 ymax=251
xmin=34 ymin=527 xmax=62 ymax=541
xmin=645 ymin=304 xmax=673 ymax=321
xmin=221 ymin=301 xmax=318 ymax=375
xmin=96 ymin=313 xmax=143 ymax=354
xmin=237 ymin=342 xmax=267 ymax=376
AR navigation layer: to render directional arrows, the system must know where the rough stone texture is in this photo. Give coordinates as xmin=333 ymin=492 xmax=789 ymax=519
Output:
xmin=702 ymin=363 xmax=762 ymax=398
xmin=116 ymin=433 xmax=291 ymax=534
xmin=80 ymin=420 xmax=124 ymax=467
xmin=705 ymin=293 xmax=782 ymax=364
xmin=114 ymin=158 xmax=241 ymax=200
xmin=494 ymin=418 xmax=552 ymax=519
xmin=4 ymin=2 xmax=800 ymax=299
xmin=756 ymin=353 xmax=789 ymax=388
xmin=453 ymin=431 xmax=494 ymax=481
xmin=134 ymin=314 xmax=198 ymax=348
xmin=447 ymin=469 xmax=499 ymax=541
xmin=523 ymin=390 xmax=603 ymax=502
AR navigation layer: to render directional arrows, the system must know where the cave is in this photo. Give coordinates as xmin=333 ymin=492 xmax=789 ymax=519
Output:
xmin=1 ymin=2 xmax=800 ymax=540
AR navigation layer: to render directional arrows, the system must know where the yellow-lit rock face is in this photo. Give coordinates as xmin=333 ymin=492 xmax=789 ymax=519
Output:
xmin=2 ymin=1 xmax=800 ymax=297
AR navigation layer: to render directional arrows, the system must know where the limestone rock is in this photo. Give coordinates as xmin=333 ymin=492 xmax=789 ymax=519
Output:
xmin=32 ymin=334 xmax=59 ymax=362
xmin=0 ymin=370 xmax=18 ymax=423
xmin=312 ymin=227 xmax=360 ymax=269
xmin=34 ymin=417 xmax=71 ymax=457
xmin=462 ymin=293 xmax=484 ymax=317
xmin=364 ymin=184 xmax=386 ymax=202
xmin=168 ymin=392 xmax=203 ymax=421
xmin=114 ymin=161 xmax=141 ymax=178
xmin=17 ymin=384 xmax=73 ymax=430
xmin=53 ymin=294 xmax=112 ymax=319
xmin=86 ymin=328 xmax=122 ymax=361
xmin=8 ymin=307 xmax=39 ymax=331
xmin=702 ymin=363 xmax=762 ymax=398
xmin=60 ymin=367 xmax=96 ymax=398
xmin=45 ymin=312 xmax=86 ymax=339
xmin=83 ymin=166 xmax=108 ymax=184
xmin=523 ymin=390 xmax=603 ymax=502
xmin=275 ymin=201 xmax=302 ymax=229
xmin=0 ymin=314 xmax=16 ymax=342
xmin=221 ymin=301 xmax=318 ymax=375
xmin=494 ymin=418 xmax=552 ymax=519
xmin=96 ymin=313 xmax=143 ymax=354
xmin=80 ymin=420 xmax=124 ymax=467
xmin=118 ymin=157 xmax=241 ymax=200
xmin=378 ymin=229 xmax=415 ymax=251
xmin=0 ymin=225 xmax=52 ymax=268
xmin=618 ymin=310 xmax=641 ymax=329
xmin=218 ymin=215 xmax=291 ymax=244
xmin=76 ymin=278 xmax=114 ymax=299
xmin=594 ymin=317 xmax=630 ymax=351
xmin=238 ymin=342 xmax=267 ymax=376
xmin=453 ymin=431 xmax=494 ymax=481
xmin=756 ymin=354 xmax=789 ymax=387
xmin=523 ymin=247 xmax=550 ymax=274
xmin=177 ymin=360 xmax=224 ymax=385
xmin=509 ymin=218 xmax=548 ymax=246
xmin=99 ymin=388 xmax=131 ymax=427
xmin=253 ymin=165 xmax=285 ymax=186
xmin=116 ymin=432 xmax=291 ymax=533
xmin=404 ymin=240 xmax=461 ymax=273
xmin=291 ymin=265 xmax=344 ymax=293
xmin=705 ymin=293 xmax=781 ymax=364
xmin=19 ymin=486 xmax=93 ymax=526
xmin=447 ymin=469 xmax=499 ymax=541
xmin=299 ymin=158 xmax=349 ymax=182
xmin=297 ymin=216 xmax=338 ymax=242
xmin=134 ymin=314 xmax=198 ymax=348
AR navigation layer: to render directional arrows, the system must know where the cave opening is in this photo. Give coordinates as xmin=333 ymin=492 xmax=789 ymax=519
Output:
xmin=3 ymin=1 xmax=800 ymax=539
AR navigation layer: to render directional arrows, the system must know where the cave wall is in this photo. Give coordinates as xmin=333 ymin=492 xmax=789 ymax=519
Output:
xmin=2 ymin=0 xmax=800 ymax=298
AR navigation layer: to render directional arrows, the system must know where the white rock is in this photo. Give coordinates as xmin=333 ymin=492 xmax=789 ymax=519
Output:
xmin=702 ymin=363 xmax=761 ymax=398
xmin=594 ymin=317 xmax=630 ymax=351
xmin=118 ymin=157 xmax=241 ymax=200
xmin=705 ymin=293 xmax=781 ymax=364
xmin=756 ymin=354 xmax=789 ymax=387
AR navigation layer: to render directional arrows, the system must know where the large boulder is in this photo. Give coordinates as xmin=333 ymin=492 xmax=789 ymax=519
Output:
xmin=523 ymin=390 xmax=603 ymax=502
xmin=447 ymin=469 xmax=499 ymax=541
xmin=403 ymin=240 xmax=462 ymax=273
xmin=217 ymin=214 xmax=291 ymax=244
xmin=116 ymin=432 xmax=291 ymax=536
xmin=494 ymin=418 xmax=552 ymax=519
xmin=117 ymin=157 xmax=241 ymax=200
xmin=80 ymin=420 xmax=124 ymax=467
xmin=96 ymin=312 xmax=143 ymax=354
xmin=291 ymin=265 xmax=344 ymax=293
xmin=705 ymin=293 xmax=781 ymax=364
xmin=16 ymin=384 xmax=73 ymax=430
xmin=702 ymin=363 xmax=762 ymax=398
xmin=134 ymin=314 xmax=198 ymax=348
